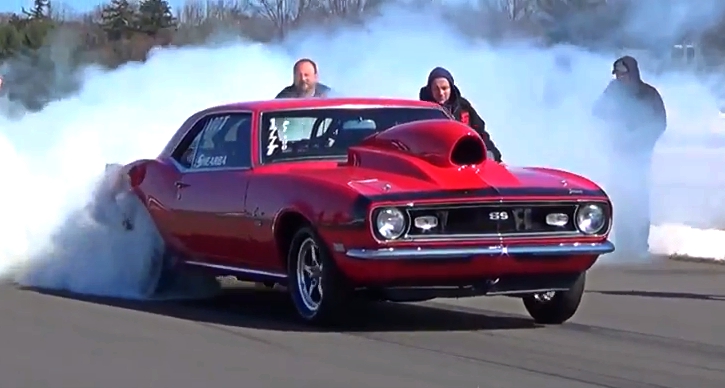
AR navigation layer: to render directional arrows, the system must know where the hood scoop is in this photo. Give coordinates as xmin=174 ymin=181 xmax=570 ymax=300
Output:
xmin=350 ymin=119 xmax=487 ymax=168
xmin=346 ymin=119 xmax=518 ymax=189
xmin=450 ymin=136 xmax=486 ymax=166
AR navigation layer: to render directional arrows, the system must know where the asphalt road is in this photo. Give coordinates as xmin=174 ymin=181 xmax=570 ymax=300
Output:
xmin=1 ymin=258 xmax=724 ymax=388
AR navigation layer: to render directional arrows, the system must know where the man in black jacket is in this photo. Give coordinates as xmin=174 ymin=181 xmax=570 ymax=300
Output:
xmin=275 ymin=58 xmax=331 ymax=98
xmin=419 ymin=67 xmax=503 ymax=162
xmin=593 ymin=55 xmax=667 ymax=258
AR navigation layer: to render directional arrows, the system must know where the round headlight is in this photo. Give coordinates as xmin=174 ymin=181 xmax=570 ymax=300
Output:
xmin=375 ymin=207 xmax=407 ymax=240
xmin=575 ymin=203 xmax=607 ymax=234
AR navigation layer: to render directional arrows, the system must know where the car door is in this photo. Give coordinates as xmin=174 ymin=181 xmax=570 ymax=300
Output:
xmin=153 ymin=117 xmax=206 ymax=257
xmin=172 ymin=112 xmax=256 ymax=268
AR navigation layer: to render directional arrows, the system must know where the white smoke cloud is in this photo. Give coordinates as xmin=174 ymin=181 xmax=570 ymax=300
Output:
xmin=1 ymin=3 xmax=724 ymax=299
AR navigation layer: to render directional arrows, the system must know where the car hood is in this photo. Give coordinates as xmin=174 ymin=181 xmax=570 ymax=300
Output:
xmin=347 ymin=119 xmax=602 ymax=198
xmin=263 ymin=118 xmax=604 ymax=199
xmin=288 ymin=163 xmax=602 ymax=198
xmin=273 ymin=158 xmax=603 ymax=200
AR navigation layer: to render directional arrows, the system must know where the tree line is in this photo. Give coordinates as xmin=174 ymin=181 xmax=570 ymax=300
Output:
xmin=1 ymin=0 xmax=724 ymax=111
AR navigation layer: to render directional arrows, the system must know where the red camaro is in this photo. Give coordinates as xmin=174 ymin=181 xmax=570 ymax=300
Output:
xmin=110 ymin=97 xmax=614 ymax=325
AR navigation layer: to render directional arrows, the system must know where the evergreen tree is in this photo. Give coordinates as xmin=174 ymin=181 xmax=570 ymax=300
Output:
xmin=0 ymin=24 xmax=24 ymax=60
xmin=20 ymin=20 xmax=53 ymax=50
xmin=137 ymin=0 xmax=176 ymax=36
xmin=22 ymin=0 xmax=51 ymax=20
xmin=101 ymin=0 xmax=138 ymax=41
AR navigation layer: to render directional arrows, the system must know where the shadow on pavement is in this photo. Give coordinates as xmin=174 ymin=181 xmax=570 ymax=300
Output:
xmin=21 ymin=284 xmax=541 ymax=333
xmin=588 ymin=290 xmax=725 ymax=301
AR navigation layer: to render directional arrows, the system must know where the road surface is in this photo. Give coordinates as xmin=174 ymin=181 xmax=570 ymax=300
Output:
xmin=1 ymin=258 xmax=723 ymax=388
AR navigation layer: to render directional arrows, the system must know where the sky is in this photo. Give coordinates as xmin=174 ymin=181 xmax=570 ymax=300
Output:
xmin=0 ymin=0 xmax=188 ymax=13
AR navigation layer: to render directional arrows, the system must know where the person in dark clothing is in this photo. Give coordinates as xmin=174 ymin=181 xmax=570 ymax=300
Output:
xmin=593 ymin=55 xmax=667 ymax=259
xmin=593 ymin=56 xmax=666 ymax=151
xmin=419 ymin=67 xmax=503 ymax=162
xmin=275 ymin=58 xmax=331 ymax=98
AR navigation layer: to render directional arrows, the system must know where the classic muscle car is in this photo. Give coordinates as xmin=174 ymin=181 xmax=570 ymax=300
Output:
xmin=110 ymin=97 xmax=615 ymax=325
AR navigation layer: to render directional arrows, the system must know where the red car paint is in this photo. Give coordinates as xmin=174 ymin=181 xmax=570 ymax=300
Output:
xmin=126 ymin=98 xmax=614 ymax=288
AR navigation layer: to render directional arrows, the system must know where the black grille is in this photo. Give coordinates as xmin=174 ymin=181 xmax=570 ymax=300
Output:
xmin=406 ymin=203 xmax=580 ymax=237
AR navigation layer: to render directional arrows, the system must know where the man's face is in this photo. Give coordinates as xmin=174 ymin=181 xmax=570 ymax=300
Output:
xmin=612 ymin=60 xmax=631 ymax=83
xmin=294 ymin=62 xmax=318 ymax=94
xmin=614 ymin=71 xmax=631 ymax=83
xmin=430 ymin=78 xmax=451 ymax=104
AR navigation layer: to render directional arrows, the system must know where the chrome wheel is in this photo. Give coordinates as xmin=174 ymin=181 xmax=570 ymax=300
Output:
xmin=296 ymin=237 xmax=324 ymax=312
xmin=533 ymin=291 xmax=556 ymax=302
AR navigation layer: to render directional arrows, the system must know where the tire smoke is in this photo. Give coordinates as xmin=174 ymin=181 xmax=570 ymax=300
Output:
xmin=1 ymin=4 xmax=724 ymax=299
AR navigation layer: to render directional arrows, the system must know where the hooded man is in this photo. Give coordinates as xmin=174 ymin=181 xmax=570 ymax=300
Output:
xmin=275 ymin=58 xmax=331 ymax=98
xmin=419 ymin=67 xmax=503 ymax=162
xmin=593 ymin=55 xmax=667 ymax=259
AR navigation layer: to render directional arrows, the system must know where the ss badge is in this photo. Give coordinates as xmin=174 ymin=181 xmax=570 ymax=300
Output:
xmin=488 ymin=211 xmax=509 ymax=220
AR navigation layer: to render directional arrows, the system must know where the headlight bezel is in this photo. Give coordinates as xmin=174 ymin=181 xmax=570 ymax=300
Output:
xmin=574 ymin=202 xmax=610 ymax=235
xmin=371 ymin=206 xmax=409 ymax=241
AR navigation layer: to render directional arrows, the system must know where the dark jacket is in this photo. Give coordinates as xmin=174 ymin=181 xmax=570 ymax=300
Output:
xmin=419 ymin=85 xmax=503 ymax=162
xmin=275 ymin=83 xmax=331 ymax=98
xmin=593 ymin=56 xmax=667 ymax=155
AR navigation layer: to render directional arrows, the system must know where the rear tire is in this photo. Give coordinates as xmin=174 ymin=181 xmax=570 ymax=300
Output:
xmin=287 ymin=226 xmax=349 ymax=325
xmin=522 ymin=272 xmax=586 ymax=324
xmin=139 ymin=247 xmax=176 ymax=298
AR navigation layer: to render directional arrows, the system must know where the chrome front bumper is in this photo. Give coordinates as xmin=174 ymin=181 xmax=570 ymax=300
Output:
xmin=345 ymin=240 xmax=615 ymax=260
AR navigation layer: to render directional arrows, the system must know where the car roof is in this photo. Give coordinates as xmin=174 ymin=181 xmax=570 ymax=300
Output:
xmin=209 ymin=97 xmax=441 ymax=112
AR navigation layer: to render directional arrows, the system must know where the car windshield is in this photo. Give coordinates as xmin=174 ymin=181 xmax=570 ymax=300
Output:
xmin=260 ymin=106 xmax=449 ymax=163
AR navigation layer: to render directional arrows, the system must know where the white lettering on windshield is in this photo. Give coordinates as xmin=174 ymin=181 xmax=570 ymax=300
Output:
xmin=266 ymin=118 xmax=289 ymax=156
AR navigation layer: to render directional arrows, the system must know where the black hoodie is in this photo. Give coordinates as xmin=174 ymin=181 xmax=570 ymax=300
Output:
xmin=593 ymin=56 xmax=667 ymax=155
xmin=275 ymin=83 xmax=331 ymax=98
xmin=419 ymin=85 xmax=503 ymax=162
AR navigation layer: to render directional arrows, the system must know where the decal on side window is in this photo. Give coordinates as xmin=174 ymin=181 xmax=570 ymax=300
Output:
xmin=190 ymin=115 xmax=231 ymax=168
xmin=203 ymin=115 xmax=230 ymax=138
xmin=194 ymin=154 xmax=227 ymax=168
xmin=266 ymin=117 xmax=290 ymax=156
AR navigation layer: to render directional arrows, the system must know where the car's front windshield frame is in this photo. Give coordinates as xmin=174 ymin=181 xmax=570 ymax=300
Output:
xmin=257 ymin=105 xmax=449 ymax=165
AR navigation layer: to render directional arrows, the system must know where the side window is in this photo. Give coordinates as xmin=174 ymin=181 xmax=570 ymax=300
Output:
xmin=171 ymin=113 xmax=252 ymax=170
xmin=171 ymin=120 xmax=207 ymax=169
xmin=190 ymin=113 xmax=252 ymax=170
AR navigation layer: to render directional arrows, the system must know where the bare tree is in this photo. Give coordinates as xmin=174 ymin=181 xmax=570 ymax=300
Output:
xmin=473 ymin=0 xmax=539 ymax=40
xmin=318 ymin=0 xmax=372 ymax=19
xmin=175 ymin=0 xmax=268 ymax=43
xmin=177 ymin=0 xmax=205 ymax=25
xmin=252 ymin=0 xmax=315 ymax=38
xmin=535 ymin=0 xmax=607 ymax=24
xmin=484 ymin=0 xmax=536 ymax=21
xmin=48 ymin=1 xmax=78 ymax=21
xmin=534 ymin=0 xmax=610 ymax=45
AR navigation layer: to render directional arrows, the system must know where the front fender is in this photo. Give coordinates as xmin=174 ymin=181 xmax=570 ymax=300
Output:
xmin=248 ymin=174 xmax=374 ymax=252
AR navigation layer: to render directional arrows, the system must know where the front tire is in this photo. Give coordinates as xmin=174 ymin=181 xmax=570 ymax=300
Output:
xmin=287 ymin=226 xmax=348 ymax=325
xmin=522 ymin=272 xmax=586 ymax=324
